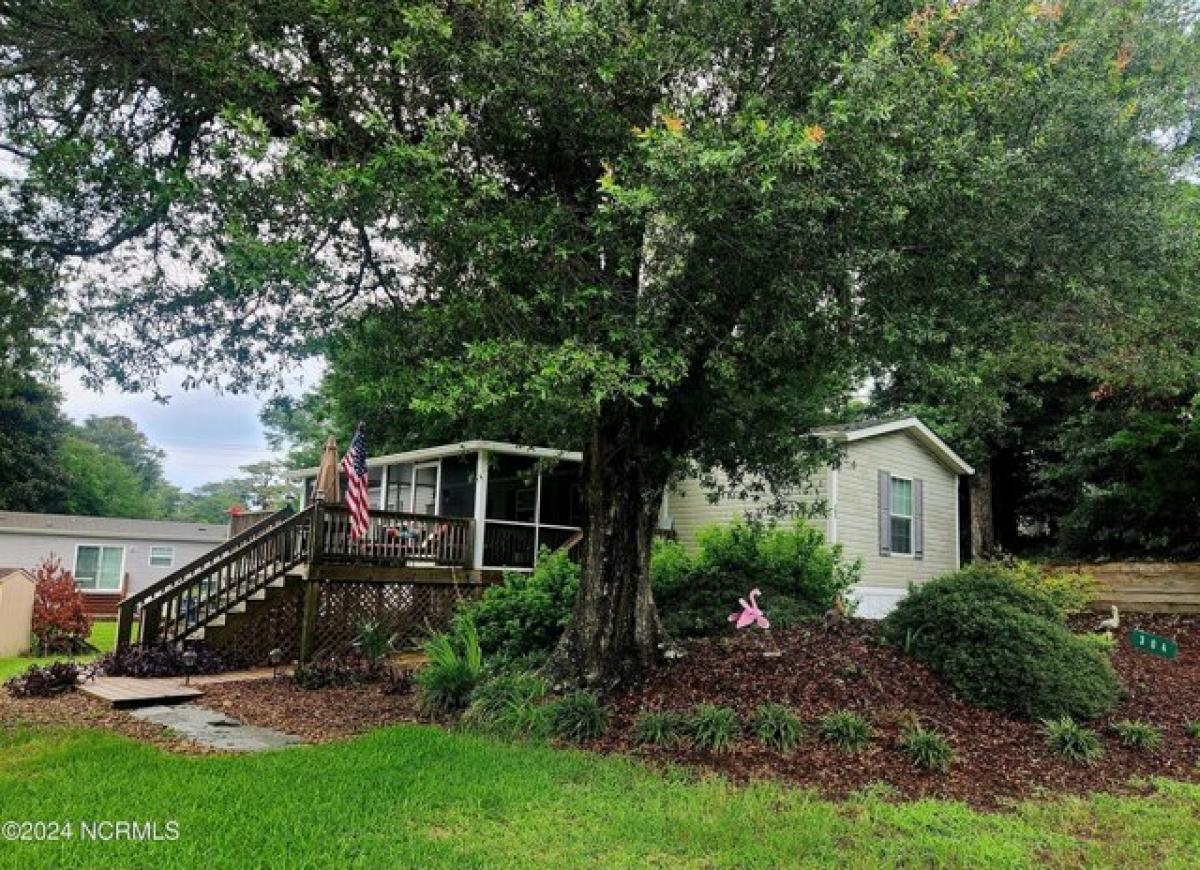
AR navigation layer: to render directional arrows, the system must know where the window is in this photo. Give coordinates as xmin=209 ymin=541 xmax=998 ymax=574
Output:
xmin=75 ymin=545 xmax=124 ymax=591
xmin=148 ymin=546 xmax=175 ymax=568
xmin=889 ymin=476 xmax=913 ymax=555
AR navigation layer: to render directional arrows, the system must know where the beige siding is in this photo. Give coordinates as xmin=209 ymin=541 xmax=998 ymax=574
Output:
xmin=666 ymin=470 xmax=830 ymax=549
xmin=666 ymin=430 xmax=962 ymax=597
xmin=833 ymin=431 xmax=959 ymax=589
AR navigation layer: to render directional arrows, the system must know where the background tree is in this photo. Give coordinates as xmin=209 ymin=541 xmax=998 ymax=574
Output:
xmin=0 ymin=375 xmax=71 ymax=512
xmin=2 ymin=1 xmax=1196 ymax=683
xmin=174 ymin=461 xmax=298 ymax=523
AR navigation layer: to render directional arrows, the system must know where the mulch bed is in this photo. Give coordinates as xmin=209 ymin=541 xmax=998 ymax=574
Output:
xmin=588 ymin=614 xmax=1200 ymax=808
xmin=198 ymin=678 xmax=421 ymax=742
xmin=0 ymin=690 xmax=212 ymax=754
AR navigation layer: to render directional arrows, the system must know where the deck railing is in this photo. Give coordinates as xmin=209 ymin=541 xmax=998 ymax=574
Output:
xmin=319 ymin=505 xmax=473 ymax=568
xmin=116 ymin=503 xmax=475 ymax=649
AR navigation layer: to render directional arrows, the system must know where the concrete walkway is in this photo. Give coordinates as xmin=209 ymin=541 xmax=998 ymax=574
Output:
xmin=128 ymin=704 xmax=303 ymax=752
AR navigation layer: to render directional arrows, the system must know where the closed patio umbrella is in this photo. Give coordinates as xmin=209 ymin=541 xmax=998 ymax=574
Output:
xmin=313 ymin=435 xmax=341 ymax=503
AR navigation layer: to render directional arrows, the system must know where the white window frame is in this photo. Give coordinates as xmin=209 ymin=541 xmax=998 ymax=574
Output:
xmin=148 ymin=546 xmax=175 ymax=568
xmin=73 ymin=543 xmax=126 ymax=593
xmin=889 ymin=474 xmax=914 ymax=557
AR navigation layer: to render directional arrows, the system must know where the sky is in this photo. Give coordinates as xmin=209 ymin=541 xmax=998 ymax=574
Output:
xmin=58 ymin=360 xmax=323 ymax=491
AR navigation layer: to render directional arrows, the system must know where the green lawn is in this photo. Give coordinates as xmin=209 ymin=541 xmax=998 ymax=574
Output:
xmin=0 ymin=725 xmax=1198 ymax=868
xmin=0 ymin=621 xmax=117 ymax=682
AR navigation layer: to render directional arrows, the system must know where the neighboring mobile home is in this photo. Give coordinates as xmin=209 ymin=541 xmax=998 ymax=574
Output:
xmin=662 ymin=417 xmax=973 ymax=617
xmin=0 ymin=512 xmax=230 ymax=616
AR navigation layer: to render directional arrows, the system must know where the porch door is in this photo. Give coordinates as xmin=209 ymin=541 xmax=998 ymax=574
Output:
xmin=411 ymin=462 xmax=440 ymax=515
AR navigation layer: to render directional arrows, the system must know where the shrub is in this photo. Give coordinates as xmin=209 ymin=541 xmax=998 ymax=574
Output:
xmin=416 ymin=620 xmax=484 ymax=716
xmin=750 ymin=703 xmax=803 ymax=751
xmin=652 ymin=520 xmax=860 ymax=639
xmin=1077 ymin=632 xmax=1117 ymax=656
xmin=1042 ymin=716 xmax=1103 ymax=765
xmin=632 ymin=710 xmax=688 ymax=748
xmin=689 ymin=704 xmax=739 ymax=753
xmin=454 ymin=549 xmax=579 ymax=662
xmin=880 ymin=568 xmax=1121 ymax=721
xmin=898 ymin=725 xmax=954 ymax=772
xmin=352 ymin=619 xmax=397 ymax=671
xmin=546 ymin=691 xmax=608 ymax=742
xmin=96 ymin=643 xmax=243 ymax=678
xmin=1113 ymin=720 xmax=1162 ymax=751
xmin=817 ymin=711 xmax=872 ymax=753
xmin=294 ymin=656 xmax=369 ymax=690
xmin=464 ymin=672 xmax=549 ymax=735
xmin=30 ymin=555 xmax=92 ymax=654
xmin=4 ymin=662 xmax=80 ymax=698
xmin=986 ymin=559 xmax=1098 ymax=617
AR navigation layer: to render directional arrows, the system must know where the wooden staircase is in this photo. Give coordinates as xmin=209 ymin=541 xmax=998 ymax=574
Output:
xmin=117 ymin=506 xmax=312 ymax=648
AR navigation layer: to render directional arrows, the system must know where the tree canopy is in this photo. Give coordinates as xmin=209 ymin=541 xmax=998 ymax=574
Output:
xmin=3 ymin=0 xmax=1197 ymax=681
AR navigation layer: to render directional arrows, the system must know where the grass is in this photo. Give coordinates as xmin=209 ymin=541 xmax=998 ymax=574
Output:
xmin=0 ymin=621 xmax=117 ymax=682
xmin=1 ymin=726 xmax=1200 ymax=867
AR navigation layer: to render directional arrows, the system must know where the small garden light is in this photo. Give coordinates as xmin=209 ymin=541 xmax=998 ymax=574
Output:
xmin=181 ymin=649 xmax=198 ymax=685
xmin=268 ymin=647 xmax=284 ymax=679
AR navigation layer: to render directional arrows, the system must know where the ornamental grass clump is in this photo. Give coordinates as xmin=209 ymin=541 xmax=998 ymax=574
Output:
xmin=689 ymin=704 xmax=739 ymax=753
xmin=1186 ymin=720 xmax=1200 ymax=740
xmin=463 ymin=672 xmax=549 ymax=737
xmin=750 ymin=703 xmax=803 ymax=752
xmin=546 ymin=690 xmax=609 ymax=742
xmin=1113 ymin=720 xmax=1162 ymax=752
xmin=416 ymin=620 xmax=483 ymax=717
xmin=632 ymin=710 xmax=688 ymax=748
xmin=1042 ymin=716 xmax=1103 ymax=765
xmin=817 ymin=711 xmax=872 ymax=754
xmin=898 ymin=725 xmax=955 ymax=772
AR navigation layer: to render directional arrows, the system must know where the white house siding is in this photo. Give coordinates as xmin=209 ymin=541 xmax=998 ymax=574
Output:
xmin=665 ymin=430 xmax=962 ymax=618
xmin=0 ymin=533 xmax=221 ymax=599
xmin=665 ymin=469 xmax=831 ymax=550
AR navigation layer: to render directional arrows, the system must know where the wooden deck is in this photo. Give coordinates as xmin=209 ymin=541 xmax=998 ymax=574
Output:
xmin=78 ymin=668 xmax=276 ymax=709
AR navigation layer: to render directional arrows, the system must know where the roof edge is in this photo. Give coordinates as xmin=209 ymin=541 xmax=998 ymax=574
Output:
xmin=814 ymin=417 xmax=974 ymax=476
xmin=287 ymin=440 xmax=584 ymax=478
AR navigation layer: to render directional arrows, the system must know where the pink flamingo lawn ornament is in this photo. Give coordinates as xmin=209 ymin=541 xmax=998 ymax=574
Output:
xmin=729 ymin=588 xmax=770 ymax=629
xmin=729 ymin=588 xmax=782 ymax=657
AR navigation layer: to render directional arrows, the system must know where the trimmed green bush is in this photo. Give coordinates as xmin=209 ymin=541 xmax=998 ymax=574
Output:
xmin=1113 ymin=720 xmax=1162 ymax=751
xmin=1042 ymin=716 xmax=1103 ymax=765
xmin=689 ymin=704 xmax=739 ymax=753
xmin=632 ymin=711 xmax=688 ymax=748
xmin=547 ymin=691 xmax=609 ymax=742
xmin=817 ymin=711 xmax=872 ymax=753
xmin=453 ymin=549 xmax=579 ymax=663
xmin=750 ymin=703 xmax=803 ymax=752
xmin=416 ymin=620 xmax=484 ymax=716
xmin=881 ymin=568 xmax=1121 ymax=721
xmin=898 ymin=725 xmax=954 ymax=772
xmin=652 ymin=520 xmax=860 ymax=638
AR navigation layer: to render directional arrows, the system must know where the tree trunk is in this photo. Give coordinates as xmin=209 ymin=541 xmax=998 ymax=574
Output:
xmin=969 ymin=459 xmax=996 ymax=560
xmin=546 ymin=411 xmax=669 ymax=689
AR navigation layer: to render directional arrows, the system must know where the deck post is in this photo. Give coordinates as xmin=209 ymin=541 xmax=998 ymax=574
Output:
xmin=472 ymin=449 xmax=489 ymax=570
xmin=298 ymin=579 xmax=321 ymax=662
xmin=115 ymin=603 xmax=134 ymax=650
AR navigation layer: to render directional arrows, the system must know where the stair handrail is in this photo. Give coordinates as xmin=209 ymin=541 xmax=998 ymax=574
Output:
xmin=138 ymin=507 xmax=314 ymax=647
xmin=116 ymin=505 xmax=306 ymax=648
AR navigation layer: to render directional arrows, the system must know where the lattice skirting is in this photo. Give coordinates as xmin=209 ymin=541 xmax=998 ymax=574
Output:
xmin=313 ymin=580 xmax=483 ymax=659
xmin=205 ymin=582 xmax=304 ymax=665
xmin=206 ymin=580 xmax=483 ymax=664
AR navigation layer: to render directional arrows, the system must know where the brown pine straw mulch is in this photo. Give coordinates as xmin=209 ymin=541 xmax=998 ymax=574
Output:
xmin=589 ymin=614 xmax=1200 ymax=808
xmin=4 ymin=615 xmax=1200 ymax=809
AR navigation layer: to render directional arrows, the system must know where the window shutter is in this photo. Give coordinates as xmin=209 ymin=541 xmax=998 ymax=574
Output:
xmin=878 ymin=470 xmax=892 ymax=556
xmin=913 ymin=478 xmax=925 ymax=560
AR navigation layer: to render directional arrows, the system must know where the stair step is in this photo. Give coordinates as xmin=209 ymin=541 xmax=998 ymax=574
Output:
xmin=210 ymin=615 xmax=226 ymax=627
xmin=248 ymin=590 xmax=267 ymax=600
xmin=228 ymin=602 xmax=247 ymax=613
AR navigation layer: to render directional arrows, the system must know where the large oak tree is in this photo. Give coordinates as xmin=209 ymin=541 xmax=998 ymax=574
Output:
xmin=2 ymin=0 xmax=1196 ymax=684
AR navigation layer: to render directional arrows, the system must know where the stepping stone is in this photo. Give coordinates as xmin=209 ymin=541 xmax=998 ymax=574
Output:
xmin=128 ymin=705 xmax=303 ymax=752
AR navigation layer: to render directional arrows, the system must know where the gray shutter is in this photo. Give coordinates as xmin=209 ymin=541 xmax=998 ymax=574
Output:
xmin=913 ymin=478 xmax=924 ymax=560
xmin=878 ymin=470 xmax=892 ymax=556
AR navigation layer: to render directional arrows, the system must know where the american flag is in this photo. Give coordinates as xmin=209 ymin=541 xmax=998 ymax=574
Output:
xmin=340 ymin=424 xmax=370 ymax=541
